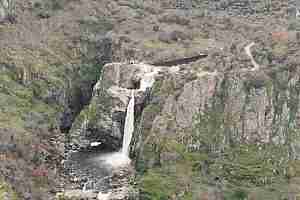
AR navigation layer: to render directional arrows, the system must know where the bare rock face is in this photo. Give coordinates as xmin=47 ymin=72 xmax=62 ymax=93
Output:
xmin=137 ymin=66 xmax=300 ymax=162
xmin=133 ymin=53 xmax=300 ymax=198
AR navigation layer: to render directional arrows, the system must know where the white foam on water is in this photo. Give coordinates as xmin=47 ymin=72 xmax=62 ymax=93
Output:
xmin=97 ymin=152 xmax=131 ymax=168
xmin=97 ymin=191 xmax=111 ymax=200
xmin=90 ymin=142 xmax=102 ymax=147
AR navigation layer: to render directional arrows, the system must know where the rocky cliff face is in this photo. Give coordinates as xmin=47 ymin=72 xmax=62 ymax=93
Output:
xmin=132 ymin=52 xmax=300 ymax=199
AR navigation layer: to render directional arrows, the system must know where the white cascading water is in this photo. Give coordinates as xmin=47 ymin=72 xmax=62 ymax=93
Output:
xmin=98 ymin=65 xmax=160 ymax=168
xmin=122 ymin=90 xmax=135 ymax=156
xmin=99 ymin=90 xmax=134 ymax=168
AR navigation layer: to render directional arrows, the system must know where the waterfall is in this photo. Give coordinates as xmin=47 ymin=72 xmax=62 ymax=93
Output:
xmin=119 ymin=66 xmax=159 ymax=155
xmin=99 ymin=85 xmax=136 ymax=169
xmin=96 ymin=64 xmax=161 ymax=168
xmin=122 ymin=90 xmax=135 ymax=156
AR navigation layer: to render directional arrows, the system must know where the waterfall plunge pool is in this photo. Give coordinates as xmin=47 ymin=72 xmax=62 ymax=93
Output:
xmin=66 ymin=65 xmax=161 ymax=196
xmin=68 ymin=149 xmax=132 ymax=193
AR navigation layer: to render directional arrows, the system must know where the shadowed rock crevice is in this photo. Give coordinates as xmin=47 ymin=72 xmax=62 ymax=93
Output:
xmin=59 ymin=38 xmax=113 ymax=134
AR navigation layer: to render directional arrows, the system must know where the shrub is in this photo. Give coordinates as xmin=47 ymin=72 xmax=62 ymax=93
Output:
xmin=224 ymin=188 xmax=248 ymax=200
xmin=140 ymin=169 xmax=177 ymax=200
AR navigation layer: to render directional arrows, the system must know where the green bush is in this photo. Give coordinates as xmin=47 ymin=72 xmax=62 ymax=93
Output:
xmin=78 ymin=63 xmax=102 ymax=83
xmin=224 ymin=188 xmax=248 ymax=200
xmin=140 ymin=169 xmax=177 ymax=200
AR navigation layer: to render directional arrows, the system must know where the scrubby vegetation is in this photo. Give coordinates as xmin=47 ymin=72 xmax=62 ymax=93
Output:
xmin=0 ymin=66 xmax=60 ymax=131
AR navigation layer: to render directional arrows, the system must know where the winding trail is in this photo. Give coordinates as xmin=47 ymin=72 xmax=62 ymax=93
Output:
xmin=244 ymin=42 xmax=260 ymax=71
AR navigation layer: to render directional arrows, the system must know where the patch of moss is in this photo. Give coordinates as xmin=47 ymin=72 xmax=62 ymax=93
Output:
xmin=138 ymin=139 xmax=209 ymax=199
xmin=0 ymin=63 xmax=64 ymax=138
xmin=223 ymin=188 xmax=248 ymax=200
xmin=160 ymin=78 xmax=176 ymax=97
xmin=85 ymin=100 xmax=98 ymax=122
xmin=140 ymin=169 xmax=177 ymax=200
xmin=287 ymin=160 xmax=300 ymax=178
xmin=272 ymin=43 xmax=288 ymax=57
xmin=191 ymin=36 xmax=212 ymax=46
xmin=143 ymin=40 xmax=185 ymax=53
xmin=151 ymin=79 xmax=163 ymax=96
xmin=0 ymin=181 xmax=18 ymax=200
xmin=79 ymin=17 xmax=114 ymax=35
xmin=143 ymin=40 xmax=166 ymax=49
xmin=141 ymin=104 xmax=161 ymax=129
xmin=78 ymin=63 xmax=103 ymax=83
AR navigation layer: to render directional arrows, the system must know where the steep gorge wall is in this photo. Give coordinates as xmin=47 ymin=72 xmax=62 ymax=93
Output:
xmin=133 ymin=60 xmax=300 ymax=199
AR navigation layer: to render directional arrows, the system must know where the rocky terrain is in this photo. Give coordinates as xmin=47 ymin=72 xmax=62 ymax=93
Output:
xmin=0 ymin=0 xmax=299 ymax=199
